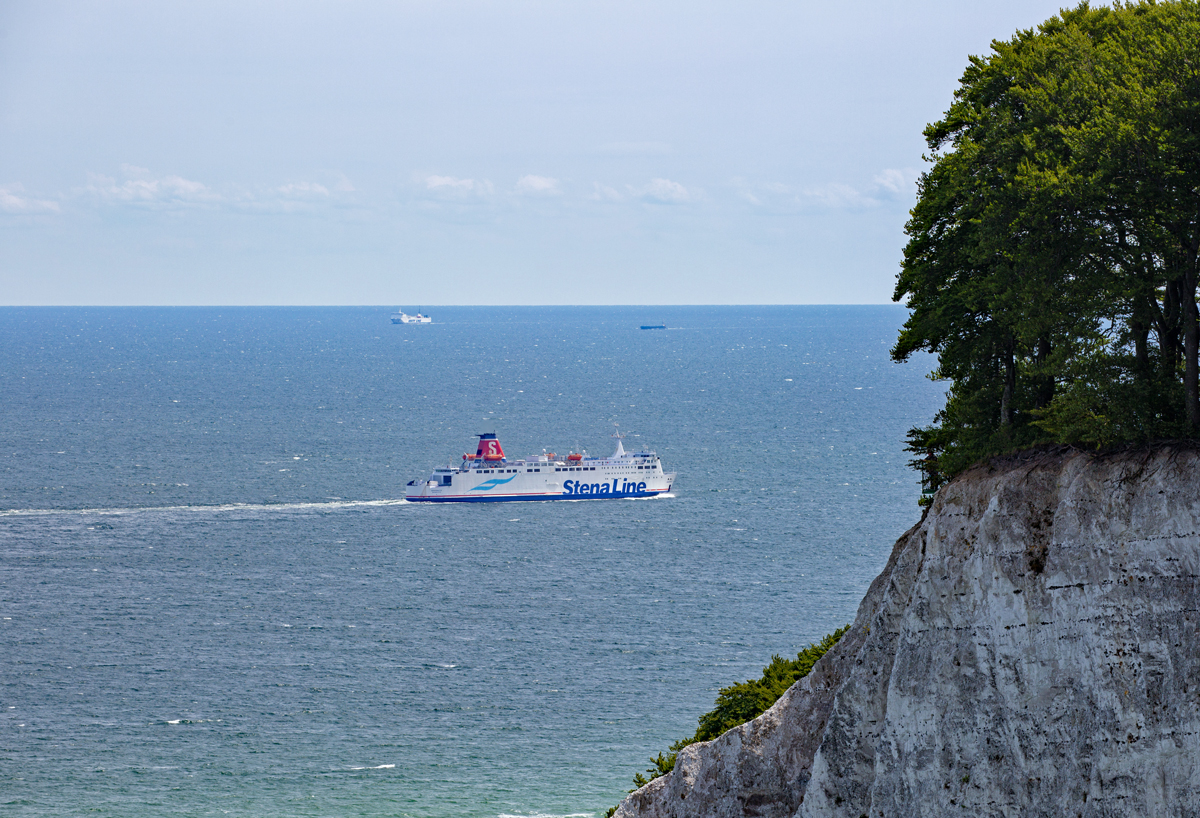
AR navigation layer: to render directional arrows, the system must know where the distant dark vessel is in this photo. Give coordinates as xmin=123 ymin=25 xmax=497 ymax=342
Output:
xmin=640 ymin=324 xmax=667 ymax=330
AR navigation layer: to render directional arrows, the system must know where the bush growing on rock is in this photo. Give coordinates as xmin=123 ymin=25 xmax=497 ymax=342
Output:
xmin=608 ymin=626 xmax=848 ymax=814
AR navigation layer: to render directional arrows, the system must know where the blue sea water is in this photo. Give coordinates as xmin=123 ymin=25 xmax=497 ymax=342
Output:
xmin=0 ymin=306 xmax=942 ymax=817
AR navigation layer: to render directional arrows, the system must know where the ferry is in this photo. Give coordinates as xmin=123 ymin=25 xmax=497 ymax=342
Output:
xmin=391 ymin=309 xmax=432 ymax=324
xmin=405 ymin=431 xmax=675 ymax=502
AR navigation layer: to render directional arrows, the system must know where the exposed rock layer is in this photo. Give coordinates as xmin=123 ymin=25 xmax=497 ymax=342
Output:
xmin=614 ymin=447 xmax=1200 ymax=818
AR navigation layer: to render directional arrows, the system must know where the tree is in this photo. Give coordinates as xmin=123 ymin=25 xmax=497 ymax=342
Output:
xmin=894 ymin=1 xmax=1200 ymax=484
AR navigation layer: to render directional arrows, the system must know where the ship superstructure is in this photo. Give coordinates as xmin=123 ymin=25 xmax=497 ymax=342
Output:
xmin=391 ymin=309 xmax=432 ymax=324
xmin=405 ymin=431 xmax=675 ymax=502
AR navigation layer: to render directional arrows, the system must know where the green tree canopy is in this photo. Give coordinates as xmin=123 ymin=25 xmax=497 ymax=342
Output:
xmin=894 ymin=0 xmax=1200 ymax=485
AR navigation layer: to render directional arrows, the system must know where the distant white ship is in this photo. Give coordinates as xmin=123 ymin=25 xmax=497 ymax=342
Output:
xmin=391 ymin=309 xmax=432 ymax=324
xmin=405 ymin=431 xmax=675 ymax=502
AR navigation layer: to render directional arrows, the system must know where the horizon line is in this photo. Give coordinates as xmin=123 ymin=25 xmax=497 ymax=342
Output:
xmin=0 ymin=302 xmax=907 ymax=308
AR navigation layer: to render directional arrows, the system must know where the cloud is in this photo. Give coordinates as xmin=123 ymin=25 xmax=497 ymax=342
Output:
xmin=630 ymin=177 xmax=697 ymax=204
xmin=423 ymin=175 xmax=494 ymax=197
xmin=0 ymin=184 xmax=59 ymax=213
xmin=253 ymin=178 xmax=355 ymax=212
xmin=590 ymin=182 xmax=624 ymax=201
xmin=84 ymin=166 xmax=220 ymax=207
xmin=256 ymin=173 xmax=356 ymax=208
xmin=74 ymin=166 xmax=356 ymax=212
xmin=872 ymin=168 xmax=919 ymax=199
xmin=797 ymin=169 xmax=918 ymax=209
xmin=277 ymin=181 xmax=331 ymax=198
xmin=800 ymin=182 xmax=877 ymax=209
xmin=515 ymin=175 xmax=561 ymax=195
xmin=731 ymin=179 xmax=791 ymax=210
xmin=733 ymin=170 xmax=918 ymax=212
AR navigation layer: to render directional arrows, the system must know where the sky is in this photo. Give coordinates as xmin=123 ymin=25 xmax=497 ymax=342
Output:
xmin=0 ymin=0 xmax=1081 ymax=306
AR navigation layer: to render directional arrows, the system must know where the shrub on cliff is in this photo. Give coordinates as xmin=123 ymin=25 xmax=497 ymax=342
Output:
xmin=893 ymin=1 xmax=1200 ymax=487
xmin=610 ymin=626 xmax=849 ymax=811
xmin=691 ymin=626 xmax=848 ymax=744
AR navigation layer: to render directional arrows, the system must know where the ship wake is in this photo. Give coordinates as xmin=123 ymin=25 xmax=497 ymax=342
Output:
xmin=0 ymin=498 xmax=411 ymax=518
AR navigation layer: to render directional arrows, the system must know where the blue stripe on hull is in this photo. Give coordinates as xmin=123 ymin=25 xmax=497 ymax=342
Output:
xmin=407 ymin=491 xmax=665 ymax=503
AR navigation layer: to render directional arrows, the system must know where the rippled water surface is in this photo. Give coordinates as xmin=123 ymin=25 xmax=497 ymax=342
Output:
xmin=0 ymin=306 xmax=941 ymax=817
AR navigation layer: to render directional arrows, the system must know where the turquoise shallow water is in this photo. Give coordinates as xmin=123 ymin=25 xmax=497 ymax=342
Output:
xmin=0 ymin=306 xmax=942 ymax=817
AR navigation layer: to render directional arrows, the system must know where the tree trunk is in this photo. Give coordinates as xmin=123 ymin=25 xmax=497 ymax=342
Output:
xmin=1186 ymin=296 xmax=1199 ymax=434
xmin=1134 ymin=324 xmax=1150 ymax=372
xmin=1159 ymin=278 xmax=1184 ymax=372
xmin=1035 ymin=336 xmax=1054 ymax=409
xmin=1000 ymin=341 xmax=1016 ymax=428
xmin=1131 ymin=299 xmax=1151 ymax=377
xmin=1186 ymin=261 xmax=1200 ymax=434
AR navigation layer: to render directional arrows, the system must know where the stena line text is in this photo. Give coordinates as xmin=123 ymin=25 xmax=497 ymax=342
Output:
xmin=563 ymin=479 xmax=647 ymax=496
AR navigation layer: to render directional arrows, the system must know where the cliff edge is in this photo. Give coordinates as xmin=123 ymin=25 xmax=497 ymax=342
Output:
xmin=614 ymin=446 xmax=1200 ymax=817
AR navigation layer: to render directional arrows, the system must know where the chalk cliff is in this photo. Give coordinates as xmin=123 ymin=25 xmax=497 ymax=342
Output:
xmin=614 ymin=446 xmax=1200 ymax=817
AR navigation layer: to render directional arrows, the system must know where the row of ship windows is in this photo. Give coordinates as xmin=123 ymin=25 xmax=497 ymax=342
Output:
xmin=555 ymin=466 xmax=654 ymax=472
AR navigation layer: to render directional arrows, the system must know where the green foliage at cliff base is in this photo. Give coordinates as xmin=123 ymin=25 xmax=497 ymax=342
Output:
xmin=606 ymin=626 xmax=849 ymax=816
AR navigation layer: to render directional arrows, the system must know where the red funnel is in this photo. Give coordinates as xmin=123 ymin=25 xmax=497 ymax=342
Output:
xmin=475 ymin=433 xmax=505 ymax=461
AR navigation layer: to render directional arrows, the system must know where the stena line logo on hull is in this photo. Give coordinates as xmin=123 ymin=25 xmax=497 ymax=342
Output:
xmin=563 ymin=479 xmax=648 ymax=496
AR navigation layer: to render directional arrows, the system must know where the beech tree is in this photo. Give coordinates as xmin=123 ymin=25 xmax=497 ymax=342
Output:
xmin=893 ymin=1 xmax=1200 ymax=484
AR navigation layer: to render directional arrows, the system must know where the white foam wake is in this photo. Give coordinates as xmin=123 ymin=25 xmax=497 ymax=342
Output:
xmin=0 ymin=498 xmax=410 ymax=518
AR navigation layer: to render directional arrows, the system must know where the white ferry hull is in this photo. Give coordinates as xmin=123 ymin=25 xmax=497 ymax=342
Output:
xmin=391 ymin=311 xmax=432 ymax=324
xmin=405 ymin=432 xmax=675 ymax=503
xmin=405 ymin=476 xmax=673 ymax=503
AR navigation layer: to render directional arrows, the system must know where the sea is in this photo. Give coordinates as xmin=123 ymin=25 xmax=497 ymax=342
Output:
xmin=0 ymin=305 xmax=943 ymax=818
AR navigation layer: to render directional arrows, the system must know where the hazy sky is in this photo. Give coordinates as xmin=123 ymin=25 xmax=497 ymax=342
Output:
xmin=1 ymin=1 xmax=1078 ymax=305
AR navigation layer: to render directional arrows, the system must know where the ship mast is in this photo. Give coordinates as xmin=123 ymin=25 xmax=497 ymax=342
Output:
xmin=610 ymin=423 xmax=626 ymax=458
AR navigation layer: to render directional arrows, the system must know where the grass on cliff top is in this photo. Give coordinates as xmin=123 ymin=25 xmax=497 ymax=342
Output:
xmin=607 ymin=625 xmax=849 ymax=816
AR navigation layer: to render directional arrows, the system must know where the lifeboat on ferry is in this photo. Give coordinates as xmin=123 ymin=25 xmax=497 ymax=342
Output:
xmin=567 ymin=453 xmax=583 ymax=462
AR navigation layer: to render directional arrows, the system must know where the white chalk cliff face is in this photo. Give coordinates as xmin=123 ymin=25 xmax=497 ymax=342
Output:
xmin=614 ymin=447 xmax=1200 ymax=818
